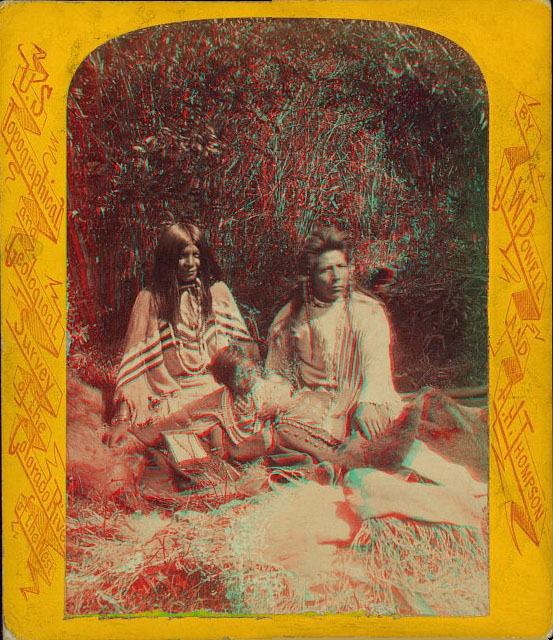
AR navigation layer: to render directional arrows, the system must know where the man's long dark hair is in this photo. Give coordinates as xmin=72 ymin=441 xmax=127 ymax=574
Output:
xmin=290 ymin=226 xmax=350 ymax=318
xmin=152 ymin=222 xmax=223 ymax=325
xmin=290 ymin=225 xmax=380 ymax=319
xmin=298 ymin=226 xmax=350 ymax=278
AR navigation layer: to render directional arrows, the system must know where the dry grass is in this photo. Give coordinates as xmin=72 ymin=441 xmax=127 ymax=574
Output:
xmin=66 ymin=469 xmax=488 ymax=616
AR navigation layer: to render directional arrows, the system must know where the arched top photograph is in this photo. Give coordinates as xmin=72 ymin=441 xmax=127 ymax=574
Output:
xmin=65 ymin=18 xmax=490 ymax=618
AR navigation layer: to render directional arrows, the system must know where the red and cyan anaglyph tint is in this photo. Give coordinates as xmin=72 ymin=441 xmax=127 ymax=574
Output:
xmin=65 ymin=19 xmax=489 ymax=616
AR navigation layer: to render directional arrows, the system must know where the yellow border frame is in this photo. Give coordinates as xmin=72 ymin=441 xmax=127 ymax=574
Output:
xmin=1 ymin=1 xmax=551 ymax=638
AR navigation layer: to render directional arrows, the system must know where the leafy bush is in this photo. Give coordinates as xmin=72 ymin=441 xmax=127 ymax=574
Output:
xmin=67 ymin=18 xmax=488 ymax=389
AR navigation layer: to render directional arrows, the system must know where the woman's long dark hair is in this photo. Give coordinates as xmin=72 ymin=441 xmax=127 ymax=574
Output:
xmin=152 ymin=222 xmax=223 ymax=325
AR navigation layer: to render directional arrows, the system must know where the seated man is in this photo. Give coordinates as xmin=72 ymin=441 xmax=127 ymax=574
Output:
xmin=265 ymin=225 xmax=404 ymax=446
xmin=264 ymin=225 xmax=488 ymax=487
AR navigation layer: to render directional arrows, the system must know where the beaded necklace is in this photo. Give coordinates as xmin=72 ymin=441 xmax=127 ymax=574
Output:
xmin=173 ymin=279 xmax=210 ymax=373
xmin=285 ymin=279 xmax=356 ymax=391
xmin=221 ymin=387 xmax=262 ymax=445
xmin=178 ymin=279 xmax=202 ymax=332
xmin=302 ymin=276 xmax=348 ymax=385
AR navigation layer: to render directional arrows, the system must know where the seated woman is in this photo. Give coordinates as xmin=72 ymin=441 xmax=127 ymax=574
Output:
xmin=103 ymin=222 xmax=258 ymax=450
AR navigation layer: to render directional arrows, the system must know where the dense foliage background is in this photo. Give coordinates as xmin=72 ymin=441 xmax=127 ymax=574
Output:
xmin=67 ymin=19 xmax=488 ymax=391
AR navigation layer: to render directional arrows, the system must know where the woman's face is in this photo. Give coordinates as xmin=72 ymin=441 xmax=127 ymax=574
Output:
xmin=311 ymin=249 xmax=349 ymax=303
xmin=177 ymin=243 xmax=201 ymax=284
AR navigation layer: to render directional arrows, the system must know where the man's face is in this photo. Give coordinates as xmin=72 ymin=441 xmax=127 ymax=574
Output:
xmin=311 ymin=249 xmax=349 ymax=303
